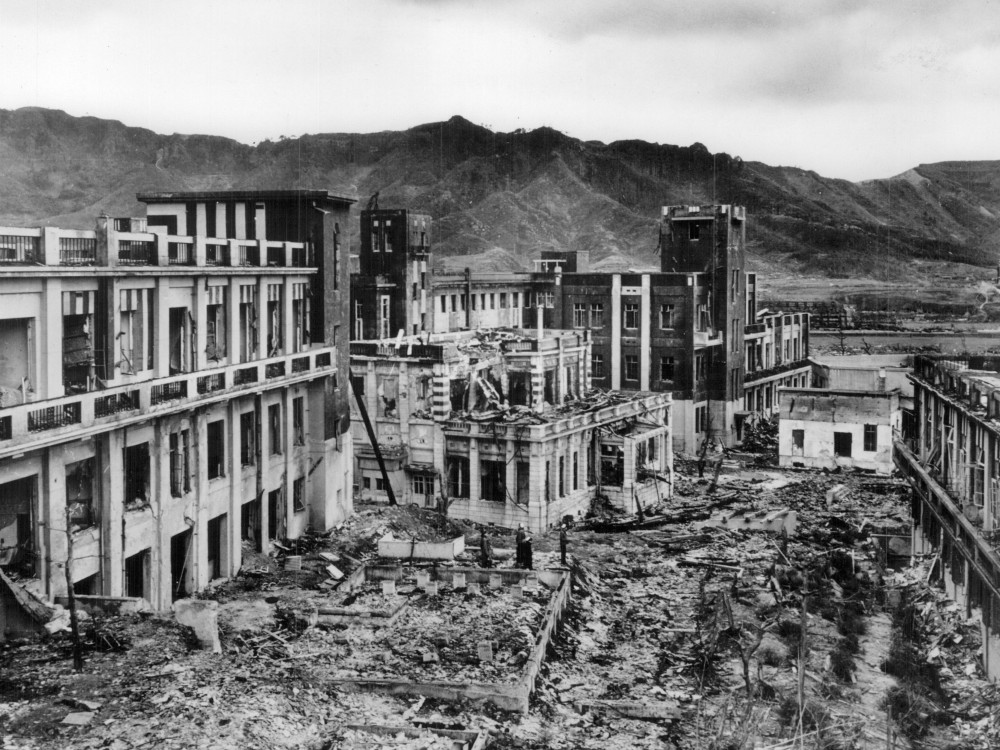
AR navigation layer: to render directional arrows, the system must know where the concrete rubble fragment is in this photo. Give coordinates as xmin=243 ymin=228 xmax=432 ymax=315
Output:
xmin=173 ymin=598 xmax=222 ymax=653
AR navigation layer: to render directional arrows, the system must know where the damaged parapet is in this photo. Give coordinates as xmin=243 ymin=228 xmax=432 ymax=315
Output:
xmin=350 ymin=328 xmax=674 ymax=531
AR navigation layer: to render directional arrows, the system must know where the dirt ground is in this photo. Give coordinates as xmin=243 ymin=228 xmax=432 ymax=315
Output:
xmin=1 ymin=463 xmax=998 ymax=749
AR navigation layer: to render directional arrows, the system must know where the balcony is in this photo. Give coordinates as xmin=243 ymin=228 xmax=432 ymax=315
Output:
xmin=0 ymin=225 xmax=319 ymax=270
xmin=0 ymin=348 xmax=337 ymax=455
xmin=693 ymin=329 xmax=723 ymax=348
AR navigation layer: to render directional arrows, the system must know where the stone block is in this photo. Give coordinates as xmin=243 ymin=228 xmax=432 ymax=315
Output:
xmin=467 ymin=581 xmax=481 ymax=595
xmin=452 ymin=572 xmax=467 ymax=589
xmin=489 ymin=574 xmax=503 ymax=590
xmin=424 ymin=581 xmax=439 ymax=596
xmin=382 ymin=580 xmax=397 ymax=596
xmin=477 ymin=640 xmax=494 ymax=663
xmin=510 ymin=585 xmax=523 ymax=598
xmin=415 ymin=570 xmax=431 ymax=588
xmin=173 ymin=599 xmax=222 ymax=653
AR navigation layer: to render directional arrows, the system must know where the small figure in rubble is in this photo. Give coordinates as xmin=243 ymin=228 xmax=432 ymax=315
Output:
xmin=515 ymin=524 xmax=527 ymax=568
xmin=559 ymin=524 xmax=569 ymax=566
xmin=479 ymin=527 xmax=493 ymax=568
xmin=523 ymin=531 xmax=533 ymax=570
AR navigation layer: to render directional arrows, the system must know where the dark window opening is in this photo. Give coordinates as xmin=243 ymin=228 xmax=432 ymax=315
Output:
xmin=447 ymin=457 xmax=470 ymax=498
xmin=834 ymin=431 xmax=853 ymax=458
xmin=0 ymin=475 xmax=37 ymax=577
xmin=241 ymin=411 xmax=256 ymax=466
xmin=269 ymin=404 xmax=282 ymax=455
xmin=169 ymin=430 xmax=190 ymax=498
xmin=481 ymin=460 xmax=506 ymax=503
xmin=863 ymin=424 xmax=877 ymax=452
xmin=125 ymin=549 xmax=149 ymax=599
xmin=600 ymin=445 xmax=624 ymax=487
xmin=207 ymin=420 xmax=225 ymax=479
xmin=66 ymin=458 xmax=95 ymax=530
xmin=124 ymin=443 xmax=150 ymax=509
xmin=293 ymin=477 xmax=306 ymax=512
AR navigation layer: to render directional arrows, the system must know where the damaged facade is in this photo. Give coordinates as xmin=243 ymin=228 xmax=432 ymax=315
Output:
xmin=351 ymin=204 xmax=812 ymax=455
xmin=895 ymin=355 xmax=1000 ymax=679
xmin=778 ymin=387 xmax=901 ymax=474
xmin=350 ymin=329 xmax=672 ymax=532
xmin=0 ymin=191 xmax=354 ymax=613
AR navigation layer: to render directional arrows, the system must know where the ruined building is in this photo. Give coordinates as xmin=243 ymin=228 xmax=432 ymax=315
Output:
xmin=349 ymin=329 xmax=672 ymax=532
xmin=0 ymin=191 xmax=354 ymax=611
xmin=350 ymin=204 xmax=811 ymax=454
xmin=895 ymin=355 xmax=1000 ymax=678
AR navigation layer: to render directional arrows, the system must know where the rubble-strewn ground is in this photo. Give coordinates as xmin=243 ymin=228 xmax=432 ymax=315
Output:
xmin=2 ymin=463 xmax=998 ymax=749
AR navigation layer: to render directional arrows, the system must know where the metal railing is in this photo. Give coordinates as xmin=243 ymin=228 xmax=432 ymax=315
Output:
xmin=28 ymin=403 xmax=82 ymax=432
xmin=0 ymin=234 xmax=40 ymax=264
xmin=95 ymin=390 xmax=140 ymax=418
xmin=59 ymin=237 xmax=97 ymax=265
xmin=266 ymin=245 xmax=286 ymax=267
xmin=197 ymin=372 xmax=225 ymax=394
xmin=234 ymin=366 xmax=258 ymax=385
xmin=205 ymin=241 xmax=229 ymax=266
xmin=265 ymin=361 xmax=286 ymax=379
xmin=168 ymin=242 xmax=194 ymax=265
xmin=150 ymin=381 xmax=187 ymax=404
xmin=117 ymin=240 xmax=154 ymax=265
xmin=237 ymin=243 xmax=260 ymax=266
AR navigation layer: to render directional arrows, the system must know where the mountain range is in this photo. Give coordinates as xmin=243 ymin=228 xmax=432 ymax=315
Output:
xmin=1 ymin=106 xmax=997 ymax=281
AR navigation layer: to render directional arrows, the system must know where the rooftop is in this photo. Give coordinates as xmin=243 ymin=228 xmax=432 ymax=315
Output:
xmin=137 ymin=189 xmax=357 ymax=204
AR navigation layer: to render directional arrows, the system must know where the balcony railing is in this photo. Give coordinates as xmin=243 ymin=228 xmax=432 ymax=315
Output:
xmin=28 ymin=403 xmax=82 ymax=432
xmin=94 ymin=390 xmax=140 ymax=418
xmin=168 ymin=242 xmax=194 ymax=266
xmin=118 ymin=240 xmax=154 ymax=266
xmin=205 ymin=241 xmax=230 ymax=266
xmin=0 ymin=225 xmax=317 ymax=269
xmin=0 ymin=348 xmax=336 ymax=452
xmin=59 ymin=237 xmax=97 ymax=265
xmin=237 ymin=243 xmax=260 ymax=267
xmin=0 ymin=234 xmax=40 ymax=265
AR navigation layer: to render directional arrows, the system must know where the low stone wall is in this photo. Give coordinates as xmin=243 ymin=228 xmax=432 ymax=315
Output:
xmin=330 ymin=564 xmax=571 ymax=712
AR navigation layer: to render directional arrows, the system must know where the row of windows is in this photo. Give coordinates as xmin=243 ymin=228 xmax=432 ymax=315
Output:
xmin=791 ymin=425 xmax=879 ymax=455
xmin=203 ymin=398 xmax=306 ymax=481
xmin=590 ymin=354 xmax=688 ymax=382
xmin=573 ymin=303 xmax=678 ymax=331
xmin=439 ymin=291 xmax=522 ymax=314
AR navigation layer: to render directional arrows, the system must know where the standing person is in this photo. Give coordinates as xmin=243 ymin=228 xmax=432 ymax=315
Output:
xmin=515 ymin=524 xmax=526 ymax=568
xmin=479 ymin=527 xmax=493 ymax=568
xmin=524 ymin=530 xmax=533 ymax=570
xmin=559 ymin=524 xmax=568 ymax=566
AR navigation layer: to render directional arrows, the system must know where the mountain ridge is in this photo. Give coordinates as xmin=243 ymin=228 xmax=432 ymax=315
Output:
xmin=0 ymin=107 xmax=997 ymax=279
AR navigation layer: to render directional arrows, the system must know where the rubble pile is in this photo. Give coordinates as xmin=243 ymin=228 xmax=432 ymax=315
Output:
xmin=3 ymin=470 xmax=1000 ymax=749
xmin=302 ymin=583 xmax=548 ymax=683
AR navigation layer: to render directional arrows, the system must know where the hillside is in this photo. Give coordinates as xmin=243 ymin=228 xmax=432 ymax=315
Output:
xmin=1 ymin=107 xmax=998 ymax=284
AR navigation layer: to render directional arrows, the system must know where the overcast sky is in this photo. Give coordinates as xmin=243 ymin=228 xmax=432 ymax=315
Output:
xmin=2 ymin=0 xmax=997 ymax=181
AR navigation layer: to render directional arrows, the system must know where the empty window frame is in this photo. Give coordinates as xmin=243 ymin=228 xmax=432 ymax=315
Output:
xmin=124 ymin=442 xmax=151 ymax=505
xmin=590 ymin=303 xmax=604 ymax=328
xmin=207 ymin=421 xmax=225 ymax=479
xmin=834 ymin=431 xmax=853 ymax=458
xmin=481 ymin=460 xmax=506 ymax=503
xmin=447 ymin=456 xmax=470 ymax=498
xmin=863 ymin=424 xmax=877 ymax=452
xmin=659 ymin=304 xmax=675 ymax=329
xmin=625 ymin=355 xmax=639 ymax=381
xmin=623 ymin=303 xmax=639 ymax=330
xmin=293 ymin=397 xmax=305 ymax=445
xmin=169 ymin=430 xmax=190 ymax=497
xmin=293 ymin=477 xmax=305 ymax=512
xmin=660 ymin=356 xmax=675 ymax=381
xmin=792 ymin=429 xmax=804 ymax=452
xmin=592 ymin=353 xmax=605 ymax=378
xmin=268 ymin=404 xmax=282 ymax=455
xmin=205 ymin=301 xmax=226 ymax=362
xmin=573 ymin=303 xmax=587 ymax=328
xmin=240 ymin=411 xmax=256 ymax=466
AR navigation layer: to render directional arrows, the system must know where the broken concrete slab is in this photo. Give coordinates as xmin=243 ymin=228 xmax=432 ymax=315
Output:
xmin=695 ymin=508 xmax=798 ymax=535
xmin=378 ymin=534 xmax=466 ymax=560
xmin=173 ymin=599 xmax=222 ymax=653
xmin=575 ymin=698 xmax=682 ymax=722
xmin=61 ymin=712 xmax=96 ymax=725
xmin=326 ymin=564 xmax=344 ymax=580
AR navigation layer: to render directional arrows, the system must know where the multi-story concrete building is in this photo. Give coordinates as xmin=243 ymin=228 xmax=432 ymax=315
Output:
xmin=742 ymin=301 xmax=812 ymax=431
xmin=350 ymin=204 xmax=810 ymax=454
xmin=349 ymin=329 xmax=672 ymax=532
xmin=0 ymin=190 xmax=354 ymax=612
xmin=894 ymin=355 xmax=1000 ymax=678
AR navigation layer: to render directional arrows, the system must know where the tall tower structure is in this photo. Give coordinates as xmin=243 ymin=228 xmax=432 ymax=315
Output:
xmin=352 ymin=208 xmax=432 ymax=340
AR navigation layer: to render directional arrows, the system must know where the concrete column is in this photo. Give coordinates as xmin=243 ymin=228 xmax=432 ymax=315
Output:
xmin=399 ymin=362 xmax=410 ymax=426
xmin=193 ymin=235 xmax=206 ymax=266
xmin=41 ymin=277 xmax=64 ymax=400
xmin=154 ymin=278 xmax=171 ymax=377
xmin=152 ymin=418 xmax=171 ymax=610
xmin=191 ymin=410 xmax=207 ymax=594
xmin=228 ymin=399 xmax=242 ymax=577
xmin=283 ymin=389 xmax=294 ymax=536
xmin=611 ymin=274 xmax=622 ymax=389
xmin=42 ymin=227 xmax=61 ymax=266
xmin=469 ymin=439 xmax=480 ymax=509
xmin=43 ymin=446 xmax=65 ymax=599
xmin=257 ymin=278 xmax=268 ymax=359
xmin=234 ymin=203 xmax=247 ymax=240
xmin=557 ymin=338 xmax=566 ymax=402
xmin=100 ymin=430 xmax=125 ymax=597
xmin=283 ymin=277 xmax=294 ymax=356
xmin=640 ymin=275 xmax=651 ymax=391
xmin=228 ymin=279 xmax=241 ymax=365
xmin=154 ymin=232 xmax=169 ymax=266
xmin=194 ymin=278 xmax=208 ymax=372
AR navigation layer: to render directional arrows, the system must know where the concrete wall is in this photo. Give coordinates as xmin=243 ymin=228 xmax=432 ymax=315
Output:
xmin=778 ymin=388 xmax=900 ymax=474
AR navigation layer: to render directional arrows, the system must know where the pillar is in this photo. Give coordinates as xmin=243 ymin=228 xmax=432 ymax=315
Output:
xmin=639 ymin=275 xmax=651 ymax=391
xmin=611 ymin=274 xmax=622 ymax=389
